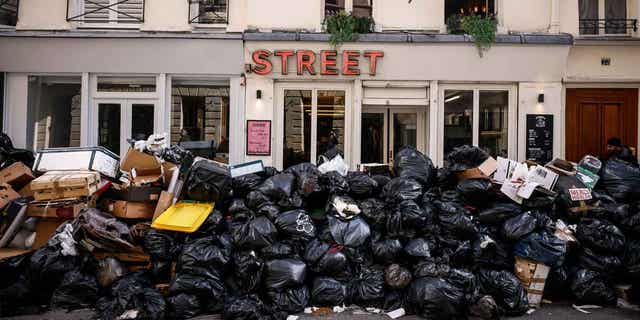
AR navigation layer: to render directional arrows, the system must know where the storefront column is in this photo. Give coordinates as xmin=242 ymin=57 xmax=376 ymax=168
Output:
xmin=4 ymin=73 xmax=28 ymax=148
xmin=229 ymin=76 xmax=246 ymax=165
xmin=429 ymin=80 xmax=439 ymax=164
xmin=352 ymin=79 xmax=363 ymax=168
xmin=80 ymin=73 xmax=90 ymax=147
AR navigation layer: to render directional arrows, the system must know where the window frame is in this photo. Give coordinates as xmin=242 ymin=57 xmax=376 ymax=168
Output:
xmin=188 ymin=0 xmax=229 ymax=29
xmin=437 ymin=83 xmax=517 ymax=165
xmin=0 ymin=0 xmax=19 ymax=28
xmin=68 ymin=0 xmax=145 ymax=30
xmin=579 ymin=0 xmax=634 ymax=36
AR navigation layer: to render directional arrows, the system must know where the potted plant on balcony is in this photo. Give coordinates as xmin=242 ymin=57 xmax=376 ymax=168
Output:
xmin=324 ymin=10 xmax=374 ymax=47
xmin=448 ymin=13 xmax=497 ymax=57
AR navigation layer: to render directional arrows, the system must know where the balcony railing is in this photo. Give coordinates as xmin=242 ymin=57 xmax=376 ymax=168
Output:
xmin=0 ymin=0 xmax=19 ymax=26
xmin=67 ymin=0 xmax=145 ymax=24
xmin=579 ymin=19 xmax=638 ymax=35
xmin=189 ymin=0 xmax=228 ymax=24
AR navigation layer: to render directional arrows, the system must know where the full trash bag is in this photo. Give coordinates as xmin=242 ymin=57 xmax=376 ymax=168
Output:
xmin=446 ymin=145 xmax=490 ymax=172
xmin=328 ymin=216 xmax=371 ymax=248
xmin=372 ymin=238 xmax=403 ymax=263
xmin=169 ymin=269 xmax=225 ymax=298
xmin=311 ymin=277 xmax=347 ymax=306
xmin=359 ymin=198 xmax=387 ymax=231
xmin=168 ymin=293 xmax=201 ymax=320
xmin=578 ymin=247 xmax=622 ymax=275
xmin=304 ymin=238 xmax=348 ymax=275
xmin=231 ymin=216 xmax=278 ymax=250
xmin=285 ymin=163 xmax=323 ymax=197
xmin=28 ymin=242 xmax=85 ymax=298
xmin=457 ymin=178 xmax=493 ymax=207
xmin=97 ymin=271 xmax=166 ymax=320
xmin=472 ymin=235 xmax=513 ymax=270
xmin=469 ymin=295 xmax=500 ymax=320
xmin=320 ymin=171 xmax=349 ymax=195
xmin=570 ymin=269 xmax=617 ymax=305
xmin=229 ymin=251 xmax=263 ymax=294
xmin=183 ymin=160 xmax=232 ymax=202
xmin=624 ymin=239 xmax=640 ymax=281
xmin=404 ymin=238 xmax=432 ymax=259
xmin=347 ymin=172 xmax=379 ymax=198
xmin=600 ymin=159 xmax=640 ymax=201
xmin=262 ymin=243 xmax=295 ymax=260
xmin=50 ymin=270 xmax=99 ymax=310
xmin=393 ymin=146 xmax=435 ymax=186
xmin=477 ymin=269 xmax=529 ymax=316
xmin=264 ymin=259 xmax=307 ymax=290
xmin=258 ymin=173 xmax=296 ymax=202
xmin=435 ymin=201 xmax=478 ymax=239
xmin=476 ymin=202 xmax=522 ymax=225
xmin=266 ymin=286 xmax=310 ymax=314
xmin=223 ymin=295 xmax=272 ymax=320
xmin=576 ymin=218 xmax=626 ymax=254
xmin=232 ymin=174 xmax=265 ymax=197
xmin=348 ymin=267 xmax=385 ymax=307
xmin=382 ymin=178 xmax=423 ymax=204
xmin=407 ymin=277 xmax=466 ymax=320
xmin=179 ymin=236 xmax=230 ymax=271
xmin=275 ymin=210 xmax=316 ymax=241
xmin=513 ymin=231 xmax=566 ymax=268
xmin=385 ymin=264 xmax=412 ymax=289
xmin=502 ymin=212 xmax=539 ymax=241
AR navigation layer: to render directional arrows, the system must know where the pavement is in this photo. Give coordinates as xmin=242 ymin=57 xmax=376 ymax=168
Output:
xmin=2 ymin=303 xmax=639 ymax=320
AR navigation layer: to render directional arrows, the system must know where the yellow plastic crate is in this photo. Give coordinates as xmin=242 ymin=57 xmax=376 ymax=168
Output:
xmin=151 ymin=202 xmax=214 ymax=233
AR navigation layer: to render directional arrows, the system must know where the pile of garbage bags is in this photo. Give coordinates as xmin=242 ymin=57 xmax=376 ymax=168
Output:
xmin=1 ymin=145 xmax=640 ymax=320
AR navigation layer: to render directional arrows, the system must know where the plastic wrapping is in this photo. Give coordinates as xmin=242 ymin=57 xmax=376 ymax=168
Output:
xmin=570 ymin=269 xmax=617 ymax=305
xmin=408 ymin=277 xmax=466 ymax=319
xmin=264 ymin=259 xmax=307 ymax=290
xmin=311 ymin=277 xmax=347 ymax=306
xmin=393 ymin=146 xmax=435 ymax=186
xmin=477 ymin=269 xmax=529 ymax=316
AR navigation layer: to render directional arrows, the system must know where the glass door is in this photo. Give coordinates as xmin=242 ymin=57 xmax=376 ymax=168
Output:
xmin=361 ymin=110 xmax=387 ymax=164
xmin=389 ymin=109 xmax=426 ymax=164
xmin=94 ymin=99 xmax=156 ymax=156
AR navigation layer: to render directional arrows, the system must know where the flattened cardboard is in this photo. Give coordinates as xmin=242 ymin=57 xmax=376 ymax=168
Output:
xmin=108 ymin=200 xmax=156 ymax=219
xmin=120 ymin=149 xmax=163 ymax=186
xmin=0 ymin=162 xmax=35 ymax=190
xmin=514 ymin=257 xmax=550 ymax=307
xmin=153 ymin=191 xmax=175 ymax=221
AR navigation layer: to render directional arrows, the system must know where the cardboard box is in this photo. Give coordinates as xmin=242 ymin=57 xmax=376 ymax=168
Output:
xmin=120 ymin=149 xmax=163 ymax=186
xmin=153 ymin=191 xmax=175 ymax=221
xmin=107 ymin=200 xmax=156 ymax=219
xmin=32 ymin=218 xmax=66 ymax=249
xmin=0 ymin=183 xmax=20 ymax=209
xmin=110 ymin=184 xmax=162 ymax=202
xmin=27 ymin=201 xmax=88 ymax=219
xmin=33 ymin=146 xmax=120 ymax=179
xmin=514 ymin=257 xmax=550 ymax=307
xmin=0 ymin=162 xmax=35 ymax=190
xmin=31 ymin=171 xmax=100 ymax=201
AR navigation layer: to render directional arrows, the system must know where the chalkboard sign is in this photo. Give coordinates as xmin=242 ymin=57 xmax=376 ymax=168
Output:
xmin=526 ymin=114 xmax=554 ymax=164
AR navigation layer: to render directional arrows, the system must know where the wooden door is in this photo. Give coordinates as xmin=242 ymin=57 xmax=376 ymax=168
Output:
xmin=566 ymin=89 xmax=638 ymax=162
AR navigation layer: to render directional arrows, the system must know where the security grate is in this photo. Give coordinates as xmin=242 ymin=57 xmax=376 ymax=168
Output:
xmin=0 ymin=0 xmax=19 ymax=26
xmin=189 ymin=0 xmax=228 ymax=24
xmin=579 ymin=18 xmax=638 ymax=35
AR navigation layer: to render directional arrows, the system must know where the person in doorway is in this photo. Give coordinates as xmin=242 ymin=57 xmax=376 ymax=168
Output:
xmin=605 ymin=137 xmax=638 ymax=166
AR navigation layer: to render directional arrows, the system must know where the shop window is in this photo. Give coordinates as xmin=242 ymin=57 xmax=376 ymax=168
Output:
xmin=0 ymin=0 xmax=18 ymax=27
xmin=171 ymin=84 xmax=230 ymax=163
xmin=283 ymin=89 xmax=345 ymax=169
xmin=189 ymin=0 xmax=228 ymax=24
xmin=579 ymin=0 xmax=634 ymax=35
xmin=27 ymin=76 xmax=82 ymax=151
xmin=97 ymin=76 xmax=156 ymax=92
xmin=443 ymin=88 xmax=510 ymax=161
xmin=67 ymin=0 xmax=145 ymax=25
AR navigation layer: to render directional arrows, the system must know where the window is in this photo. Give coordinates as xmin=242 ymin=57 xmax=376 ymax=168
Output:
xmin=68 ymin=0 xmax=145 ymax=25
xmin=446 ymin=0 xmax=495 ymax=19
xmin=325 ymin=0 xmax=372 ymax=18
xmin=283 ymin=89 xmax=345 ymax=168
xmin=442 ymin=86 xmax=513 ymax=162
xmin=189 ymin=0 xmax=228 ymax=24
xmin=579 ymin=0 xmax=634 ymax=35
xmin=353 ymin=0 xmax=373 ymax=18
xmin=97 ymin=76 xmax=156 ymax=92
xmin=325 ymin=0 xmax=345 ymax=16
xmin=171 ymin=83 xmax=230 ymax=163
xmin=0 ymin=0 xmax=18 ymax=27
xmin=27 ymin=76 xmax=82 ymax=151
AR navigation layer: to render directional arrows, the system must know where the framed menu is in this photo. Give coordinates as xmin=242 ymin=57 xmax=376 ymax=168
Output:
xmin=526 ymin=114 xmax=554 ymax=164
xmin=246 ymin=120 xmax=271 ymax=156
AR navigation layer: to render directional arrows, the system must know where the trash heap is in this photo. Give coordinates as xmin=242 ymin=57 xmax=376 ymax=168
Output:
xmin=0 ymin=133 xmax=639 ymax=319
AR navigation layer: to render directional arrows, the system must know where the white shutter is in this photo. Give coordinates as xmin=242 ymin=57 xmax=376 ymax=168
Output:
xmin=82 ymin=0 xmax=143 ymax=23
xmin=83 ymin=0 xmax=110 ymax=23
xmin=117 ymin=0 xmax=144 ymax=23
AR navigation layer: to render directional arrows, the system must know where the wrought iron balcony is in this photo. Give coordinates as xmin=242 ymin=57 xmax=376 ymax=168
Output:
xmin=0 ymin=0 xmax=19 ymax=26
xmin=67 ymin=0 xmax=145 ymax=24
xmin=189 ymin=0 xmax=228 ymax=24
xmin=579 ymin=18 xmax=638 ymax=35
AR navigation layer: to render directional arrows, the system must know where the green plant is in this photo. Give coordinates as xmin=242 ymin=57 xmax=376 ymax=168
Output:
xmin=460 ymin=14 xmax=497 ymax=57
xmin=446 ymin=14 xmax=464 ymax=35
xmin=324 ymin=11 xmax=374 ymax=48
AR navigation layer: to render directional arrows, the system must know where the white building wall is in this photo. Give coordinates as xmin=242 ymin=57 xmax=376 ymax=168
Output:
xmin=4 ymin=73 xmax=28 ymax=148
xmin=141 ymin=0 xmax=191 ymax=32
xmin=374 ymin=0 xmax=444 ymax=32
xmin=16 ymin=0 xmax=70 ymax=30
xmin=518 ymin=82 xmax=564 ymax=160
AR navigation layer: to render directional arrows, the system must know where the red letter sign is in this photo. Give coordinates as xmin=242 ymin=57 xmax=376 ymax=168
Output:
xmin=252 ymin=50 xmax=272 ymax=75
xmin=364 ymin=51 xmax=384 ymax=76
xmin=274 ymin=50 xmax=294 ymax=75
xmin=342 ymin=50 xmax=360 ymax=76
xmin=296 ymin=50 xmax=316 ymax=75
xmin=320 ymin=50 xmax=338 ymax=75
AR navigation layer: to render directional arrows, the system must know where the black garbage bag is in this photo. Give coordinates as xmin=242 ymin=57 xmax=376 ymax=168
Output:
xmin=97 ymin=257 xmax=127 ymax=288
xmin=285 ymin=163 xmax=322 ymax=197
xmin=543 ymin=266 xmax=571 ymax=301
xmin=50 ymin=270 xmax=99 ymax=310
xmin=622 ymin=212 xmax=640 ymax=234
xmin=304 ymin=238 xmax=348 ymax=275
xmin=372 ymin=238 xmax=403 ymax=263
xmin=179 ymin=236 xmax=230 ymax=271
xmin=183 ymin=160 xmax=232 ymax=202
xmin=261 ymin=242 xmax=294 ymax=260
xmin=264 ymin=259 xmax=307 ymax=290
xmin=386 ymin=200 xmax=430 ymax=239
xmin=393 ymin=146 xmax=435 ymax=186
xmin=246 ymin=190 xmax=272 ymax=212
xmin=223 ymin=295 xmax=272 ymax=320
xmin=435 ymin=201 xmax=478 ymax=239
xmin=258 ymin=173 xmax=296 ymax=201
xmin=448 ymin=268 xmax=481 ymax=304
xmin=143 ymin=229 xmax=180 ymax=263
xmin=446 ymin=145 xmax=490 ymax=172
xmin=168 ymin=293 xmax=201 ymax=320
xmin=328 ymin=216 xmax=371 ymax=248
xmin=347 ymin=172 xmax=379 ymax=198
xmin=404 ymin=238 xmax=432 ymax=259
xmin=576 ymin=218 xmax=626 ymax=254
xmin=348 ymin=267 xmax=385 ymax=307
xmin=624 ymin=239 xmax=640 ymax=281
xmin=502 ymin=211 xmax=553 ymax=241
xmin=385 ymin=264 xmax=412 ymax=289
xmin=0 ymin=253 xmax=29 ymax=288
xmin=600 ymin=159 xmax=640 ymax=201
xmin=359 ymin=198 xmax=387 ymax=231
xmin=311 ymin=277 xmax=347 ymax=306
xmin=233 ymin=174 xmax=265 ymax=197
xmin=585 ymin=203 xmax=630 ymax=225
xmin=169 ymin=268 xmax=225 ymax=298
xmin=578 ymin=247 xmax=622 ymax=275
xmin=476 ymin=202 xmax=522 ymax=225
xmin=229 ymin=198 xmax=253 ymax=217
xmin=457 ymin=178 xmax=493 ymax=207
xmin=0 ymin=276 xmax=35 ymax=317
xmin=320 ymin=171 xmax=349 ymax=195
xmin=472 ymin=235 xmax=513 ymax=270
xmin=372 ymin=174 xmax=391 ymax=191
xmin=413 ymin=257 xmax=452 ymax=279
xmin=383 ymin=290 xmax=406 ymax=312
xmin=231 ymin=216 xmax=278 ymax=250
xmin=477 ymin=269 xmax=528 ymax=316
xmin=229 ymin=251 xmax=263 ymax=294
xmin=383 ymin=178 xmax=423 ymax=203
xmin=469 ymin=295 xmax=500 ymax=320
xmin=570 ymin=269 xmax=617 ymax=305
xmin=513 ymin=232 xmax=566 ymax=268
xmin=275 ymin=209 xmax=316 ymax=240
xmin=266 ymin=286 xmax=310 ymax=314
xmin=407 ymin=277 xmax=466 ymax=320
xmin=28 ymin=243 xmax=85 ymax=297
xmin=97 ymin=271 xmax=166 ymax=320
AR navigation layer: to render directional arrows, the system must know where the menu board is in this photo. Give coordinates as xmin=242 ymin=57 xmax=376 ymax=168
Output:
xmin=246 ymin=120 xmax=271 ymax=156
xmin=526 ymin=114 xmax=554 ymax=164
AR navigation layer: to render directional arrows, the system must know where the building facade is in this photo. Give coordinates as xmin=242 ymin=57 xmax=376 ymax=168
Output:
xmin=0 ymin=0 xmax=639 ymax=170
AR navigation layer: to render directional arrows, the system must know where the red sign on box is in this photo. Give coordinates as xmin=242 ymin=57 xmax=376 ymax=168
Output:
xmin=246 ymin=120 xmax=271 ymax=156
